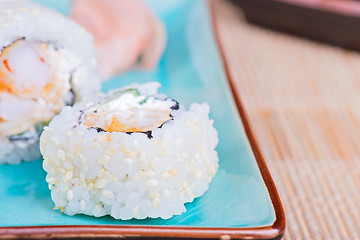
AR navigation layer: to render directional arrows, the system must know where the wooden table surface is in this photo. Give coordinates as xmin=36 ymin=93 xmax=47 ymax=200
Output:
xmin=213 ymin=1 xmax=360 ymax=239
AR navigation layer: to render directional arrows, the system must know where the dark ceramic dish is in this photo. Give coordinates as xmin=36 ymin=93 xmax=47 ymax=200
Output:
xmin=231 ymin=0 xmax=360 ymax=51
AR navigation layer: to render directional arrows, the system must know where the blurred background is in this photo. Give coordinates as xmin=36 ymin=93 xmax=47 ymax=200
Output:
xmin=215 ymin=0 xmax=360 ymax=239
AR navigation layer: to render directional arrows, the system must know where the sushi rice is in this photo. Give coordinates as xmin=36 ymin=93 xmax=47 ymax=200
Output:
xmin=0 ymin=0 xmax=100 ymax=164
xmin=40 ymin=82 xmax=219 ymax=219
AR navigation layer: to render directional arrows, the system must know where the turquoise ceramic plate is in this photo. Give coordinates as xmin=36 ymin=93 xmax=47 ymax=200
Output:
xmin=0 ymin=0 xmax=284 ymax=239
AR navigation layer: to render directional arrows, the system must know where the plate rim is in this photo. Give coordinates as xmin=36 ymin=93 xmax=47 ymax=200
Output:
xmin=0 ymin=0 xmax=285 ymax=239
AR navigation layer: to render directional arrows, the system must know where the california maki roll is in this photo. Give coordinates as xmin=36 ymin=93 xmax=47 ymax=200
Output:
xmin=0 ymin=0 xmax=101 ymax=164
xmin=40 ymin=82 xmax=219 ymax=219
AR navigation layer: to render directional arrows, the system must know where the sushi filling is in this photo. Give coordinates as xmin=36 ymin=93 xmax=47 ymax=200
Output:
xmin=81 ymin=89 xmax=178 ymax=136
xmin=0 ymin=39 xmax=78 ymax=137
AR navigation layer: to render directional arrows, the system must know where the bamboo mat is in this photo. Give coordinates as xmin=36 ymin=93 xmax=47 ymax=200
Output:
xmin=213 ymin=1 xmax=360 ymax=239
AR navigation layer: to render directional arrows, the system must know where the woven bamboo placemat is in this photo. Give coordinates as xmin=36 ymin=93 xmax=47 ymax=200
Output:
xmin=213 ymin=1 xmax=360 ymax=239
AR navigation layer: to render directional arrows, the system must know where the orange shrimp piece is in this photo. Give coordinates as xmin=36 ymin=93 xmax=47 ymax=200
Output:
xmin=0 ymin=69 xmax=14 ymax=93
xmin=70 ymin=0 xmax=166 ymax=79
xmin=3 ymin=59 xmax=12 ymax=72
xmin=105 ymin=117 xmax=153 ymax=132
xmin=104 ymin=117 xmax=126 ymax=132
xmin=84 ymin=115 xmax=150 ymax=133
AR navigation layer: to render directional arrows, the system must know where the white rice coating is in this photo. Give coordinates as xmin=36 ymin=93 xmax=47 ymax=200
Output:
xmin=40 ymin=83 xmax=219 ymax=220
xmin=0 ymin=0 xmax=101 ymax=164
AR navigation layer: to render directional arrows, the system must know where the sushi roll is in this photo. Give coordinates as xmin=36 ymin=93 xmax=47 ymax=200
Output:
xmin=0 ymin=0 xmax=101 ymax=164
xmin=40 ymin=82 xmax=219 ymax=220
